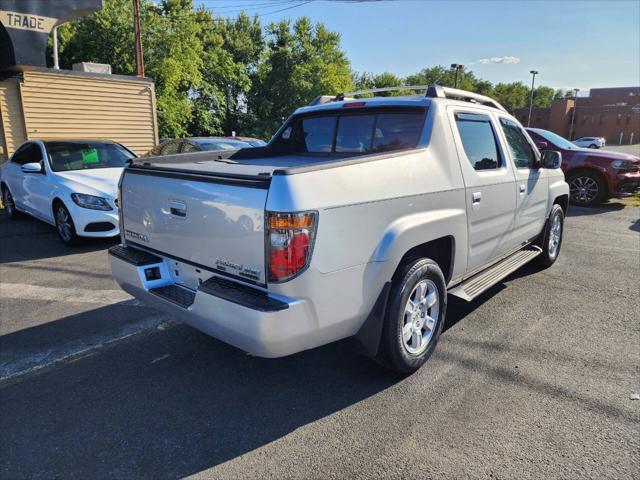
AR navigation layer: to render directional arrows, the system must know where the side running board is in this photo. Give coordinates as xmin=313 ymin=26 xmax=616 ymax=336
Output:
xmin=449 ymin=246 xmax=542 ymax=301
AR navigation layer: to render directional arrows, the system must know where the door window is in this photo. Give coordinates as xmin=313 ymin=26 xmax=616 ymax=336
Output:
xmin=454 ymin=113 xmax=501 ymax=170
xmin=499 ymin=118 xmax=537 ymax=168
xmin=11 ymin=143 xmax=42 ymax=165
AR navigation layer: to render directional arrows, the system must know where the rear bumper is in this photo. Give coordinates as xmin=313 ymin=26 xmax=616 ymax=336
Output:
xmin=108 ymin=245 xmax=317 ymax=358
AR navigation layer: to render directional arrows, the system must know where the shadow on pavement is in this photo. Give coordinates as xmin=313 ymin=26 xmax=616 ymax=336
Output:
xmin=0 ymin=209 xmax=118 ymax=264
xmin=565 ymin=201 xmax=625 ymax=217
xmin=0 ymin=325 xmax=399 ymax=479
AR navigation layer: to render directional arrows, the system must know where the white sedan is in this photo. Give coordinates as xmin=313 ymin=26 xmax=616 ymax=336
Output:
xmin=573 ymin=136 xmax=606 ymax=149
xmin=1 ymin=140 xmax=134 ymax=245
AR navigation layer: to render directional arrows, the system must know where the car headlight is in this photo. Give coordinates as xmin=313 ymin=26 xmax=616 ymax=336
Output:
xmin=611 ymin=160 xmax=633 ymax=170
xmin=71 ymin=193 xmax=113 ymax=211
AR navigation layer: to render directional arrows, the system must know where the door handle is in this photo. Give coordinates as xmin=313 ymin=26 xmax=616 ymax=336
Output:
xmin=472 ymin=191 xmax=482 ymax=204
xmin=519 ymin=184 xmax=526 ymax=194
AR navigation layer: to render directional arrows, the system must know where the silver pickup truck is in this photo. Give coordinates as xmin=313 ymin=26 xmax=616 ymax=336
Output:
xmin=109 ymin=86 xmax=569 ymax=374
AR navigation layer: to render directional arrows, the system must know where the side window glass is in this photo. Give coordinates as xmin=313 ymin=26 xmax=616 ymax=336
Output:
xmin=499 ymin=118 xmax=536 ymax=168
xmin=181 ymin=142 xmax=199 ymax=153
xmin=454 ymin=113 xmax=501 ymax=170
xmin=161 ymin=141 xmax=181 ymax=156
xmin=11 ymin=144 xmax=42 ymax=165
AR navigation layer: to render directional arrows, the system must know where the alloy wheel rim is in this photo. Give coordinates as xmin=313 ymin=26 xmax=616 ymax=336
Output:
xmin=3 ymin=190 xmax=14 ymax=215
xmin=548 ymin=214 xmax=562 ymax=258
xmin=569 ymin=176 xmax=598 ymax=203
xmin=56 ymin=207 xmax=72 ymax=242
xmin=402 ymin=279 xmax=439 ymax=355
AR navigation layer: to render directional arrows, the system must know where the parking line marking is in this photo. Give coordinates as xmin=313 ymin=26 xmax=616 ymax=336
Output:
xmin=0 ymin=282 xmax=135 ymax=305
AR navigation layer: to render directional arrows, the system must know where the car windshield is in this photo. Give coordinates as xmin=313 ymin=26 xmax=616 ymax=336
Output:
xmin=47 ymin=142 xmax=134 ymax=172
xmin=532 ymin=129 xmax=577 ymax=150
xmin=196 ymin=140 xmax=252 ymax=151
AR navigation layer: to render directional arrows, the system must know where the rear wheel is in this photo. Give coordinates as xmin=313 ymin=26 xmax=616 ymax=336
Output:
xmin=2 ymin=186 xmax=19 ymax=219
xmin=567 ymin=171 xmax=606 ymax=206
xmin=54 ymin=202 xmax=80 ymax=246
xmin=379 ymin=258 xmax=446 ymax=375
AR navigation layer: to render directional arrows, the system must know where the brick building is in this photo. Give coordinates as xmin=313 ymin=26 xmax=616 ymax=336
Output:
xmin=516 ymin=86 xmax=640 ymax=144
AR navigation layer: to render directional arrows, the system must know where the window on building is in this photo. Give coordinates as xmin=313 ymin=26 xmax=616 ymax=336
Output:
xmin=599 ymin=114 xmax=604 ymax=125
xmin=617 ymin=114 xmax=622 ymax=125
xmin=454 ymin=113 xmax=501 ymax=171
xmin=626 ymin=115 xmax=631 ymax=125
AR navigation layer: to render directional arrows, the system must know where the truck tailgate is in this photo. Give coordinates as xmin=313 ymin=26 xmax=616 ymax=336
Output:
xmin=120 ymin=166 xmax=268 ymax=284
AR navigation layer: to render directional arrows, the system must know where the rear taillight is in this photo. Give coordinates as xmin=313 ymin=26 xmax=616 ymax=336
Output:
xmin=266 ymin=211 xmax=317 ymax=282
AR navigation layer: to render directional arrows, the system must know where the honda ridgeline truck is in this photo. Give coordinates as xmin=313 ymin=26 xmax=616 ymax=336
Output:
xmin=109 ymin=86 xmax=569 ymax=374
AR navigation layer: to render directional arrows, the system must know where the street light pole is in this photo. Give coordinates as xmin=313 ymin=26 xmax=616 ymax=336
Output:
xmin=568 ymin=88 xmax=580 ymax=140
xmin=450 ymin=63 xmax=463 ymax=88
xmin=527 ymin=70 xmax=538 ymax=127
xmin=132 ymin=0 xmax=145 ymax=77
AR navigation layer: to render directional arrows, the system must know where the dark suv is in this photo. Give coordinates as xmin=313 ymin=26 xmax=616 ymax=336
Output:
xmin=527 ymin=128 xmax=640 ymax=206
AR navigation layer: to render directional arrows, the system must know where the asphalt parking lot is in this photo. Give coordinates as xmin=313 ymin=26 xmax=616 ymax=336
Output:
xmin=0 ymin=201 xmax=639 ymax=479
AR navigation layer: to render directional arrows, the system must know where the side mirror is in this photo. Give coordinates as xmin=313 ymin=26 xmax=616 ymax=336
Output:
xmin=535 ymin=141 xmax=549 ymax=150
xmin=21 ymin=162 xmax=43 ymax=173
xmin=541 ymin=150 xmax=562 ymax=169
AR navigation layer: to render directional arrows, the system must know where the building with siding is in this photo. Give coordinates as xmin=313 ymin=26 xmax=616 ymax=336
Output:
xmin=0 ymin=66 xmax=158 ymax=162
xmin=516 ymin=86 xmax=640 ymax=144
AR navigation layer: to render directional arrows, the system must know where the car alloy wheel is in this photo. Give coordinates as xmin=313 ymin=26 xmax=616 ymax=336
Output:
xmin=569 ymin=176 xmax=599 ymax=204
xmin=56 ymin=205 xmax=73 ymax=243
xmin=548 ymin=213 xmax=562 ymax=259
xmin=402 ymin=279 xmax=439 ymax=355
xmin=3 ymin=188 xmax=15 ymax=216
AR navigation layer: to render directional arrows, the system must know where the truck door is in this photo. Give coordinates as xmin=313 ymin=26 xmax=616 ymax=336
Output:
xmin=447 ymin=107 xmax=517 ymax=273
xmin=496 ymin=117 xmax=548 ymax=248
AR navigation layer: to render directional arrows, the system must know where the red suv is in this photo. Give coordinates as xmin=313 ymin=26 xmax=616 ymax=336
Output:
xmin=527 ymin=128 xmax=640 ymax=206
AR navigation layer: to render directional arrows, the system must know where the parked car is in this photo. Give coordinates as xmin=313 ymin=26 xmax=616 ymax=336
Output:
xmin=527 ymin=128 xmax=639 ymax=206
xmin=109 ymin=86 xmax=568 ymax=374
xmin=1 ymin=140 xmax=135 ymax=245
xmin=142 ymin=137 xmax=255 ymax=157
xmin=225 ymin=136 xmax=267 ymax=147
xmin=572 ymin=137 xmax=605 ymax=149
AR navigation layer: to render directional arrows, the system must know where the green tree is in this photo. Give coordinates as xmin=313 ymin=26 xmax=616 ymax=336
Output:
xmin=532 ymin=86 xmax=555 ymax=108
xmin=56 ymin=0 xmax=204 ymax=138
xmin=492 ymin=82 xmax=531 ymax=114
xmin=250 ymin=17 xmax=353 ymax=137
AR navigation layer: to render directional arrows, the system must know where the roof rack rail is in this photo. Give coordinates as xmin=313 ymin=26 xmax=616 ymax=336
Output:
xmin=310 ymin=84 xmax=507 ymax=112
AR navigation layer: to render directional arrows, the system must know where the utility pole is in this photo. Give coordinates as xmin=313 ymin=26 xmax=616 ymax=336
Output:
xmin=568 ymin=88 xmax=580 ymax=140
xmin=132 ymin=0 xmax=144 ymax=77
xmin=450 ymin=64 xmax=463 ymax=89
xmin=527 ymin=70 xmax=538 ymax=127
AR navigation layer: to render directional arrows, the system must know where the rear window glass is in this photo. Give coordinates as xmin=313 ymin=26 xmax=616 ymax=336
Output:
xmin=278 ymin=109 xmax=425 ymax=155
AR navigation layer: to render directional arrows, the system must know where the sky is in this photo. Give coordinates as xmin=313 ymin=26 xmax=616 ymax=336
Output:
xmin=196 ymin=0 xmax=640 ymax=93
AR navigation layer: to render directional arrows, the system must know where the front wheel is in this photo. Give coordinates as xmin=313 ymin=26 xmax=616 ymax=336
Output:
xmin=536 ymin=204 xmax=564 ymax=268
xmin=54 ymin=202 xmax=80 ymax=246
xmin=379 ymin=258 xmax=447 ymax=374
xmin=2 ymin=186 xmax=19 ymax=219
xmin=589 ymin=144 xmax=597 ymax=149
xmin=567 ymin=171 xmax=606 ymax=206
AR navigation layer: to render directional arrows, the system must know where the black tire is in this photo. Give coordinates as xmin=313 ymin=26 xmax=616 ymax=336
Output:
xmin=536 ymin=204 xmax=564 ymax=268
xmin=588 ymin=144 xmax=597 ymax=149
xmin=2 ymin=185 xmax=19 ymax=219
xmin=54 ymin=201 xmax=80 ymax=246
xmin=379 ymin=258 xmax=447 ymax=375
xmin=567 ymin=170 xmax=607 ymax=206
